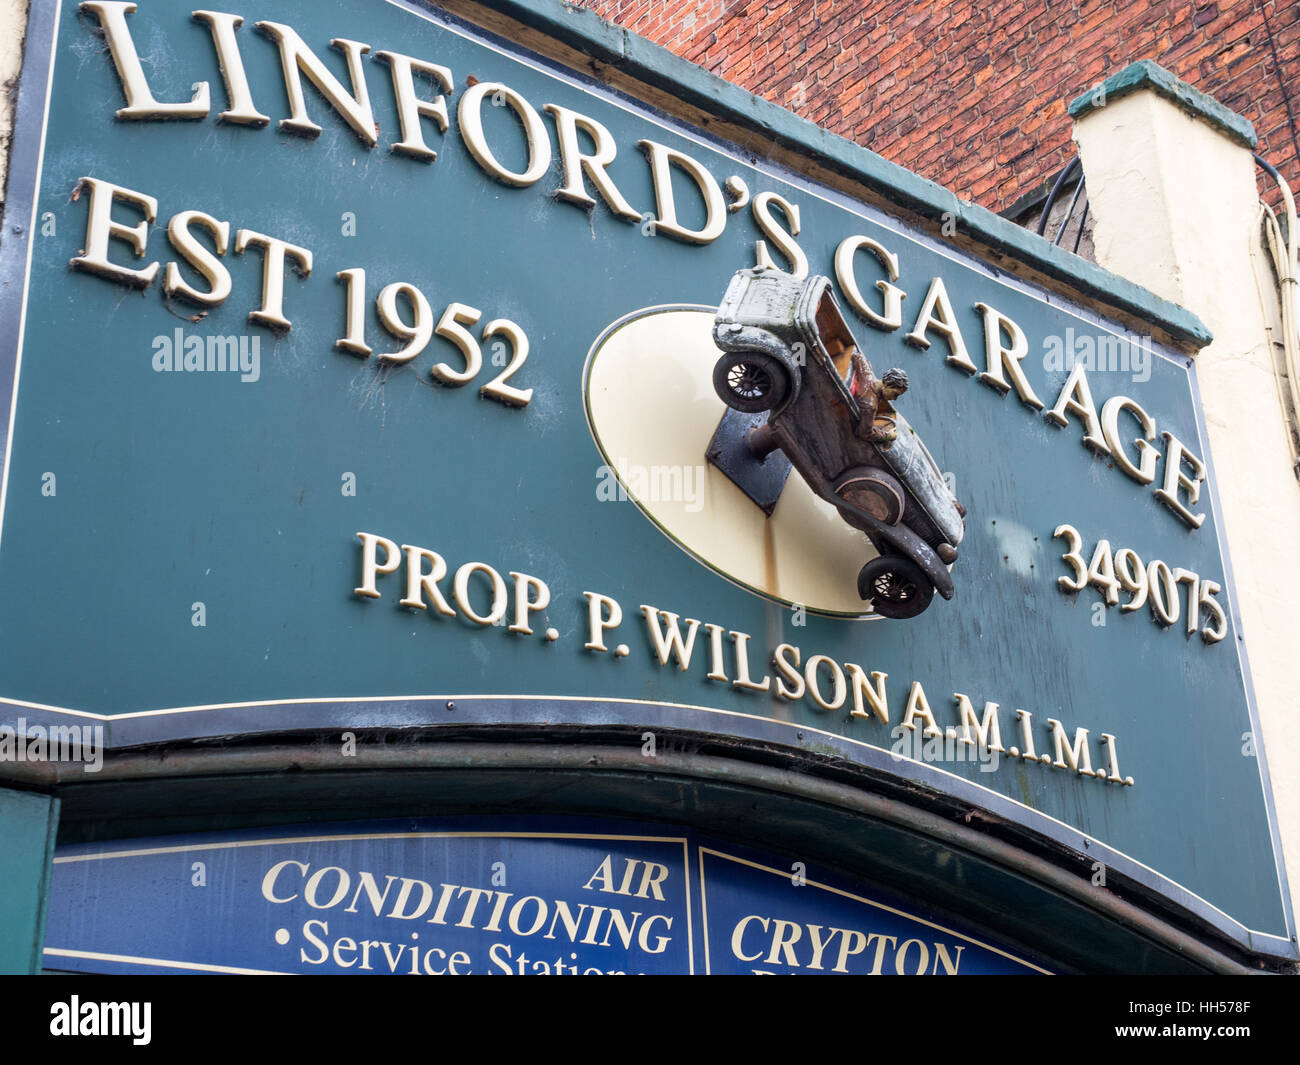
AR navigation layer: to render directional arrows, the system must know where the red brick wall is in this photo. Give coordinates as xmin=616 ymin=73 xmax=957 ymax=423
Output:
xmin=578 ymin=0 xmax=1300 ymax=214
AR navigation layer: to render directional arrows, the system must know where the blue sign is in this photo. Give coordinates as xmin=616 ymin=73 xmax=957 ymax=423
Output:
xmin=43 ymin=818 xmax=1045 ymax=975
xmin=699 ymin=847 xmax=1042 ymax=975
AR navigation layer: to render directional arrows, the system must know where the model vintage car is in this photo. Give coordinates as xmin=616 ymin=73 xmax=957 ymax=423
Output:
xmin=711 ymin=267 xmax=965 ymax=619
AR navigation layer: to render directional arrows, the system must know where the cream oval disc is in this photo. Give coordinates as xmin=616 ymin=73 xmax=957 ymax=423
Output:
xmin=584 ymin=305 xmax=880 ymax=618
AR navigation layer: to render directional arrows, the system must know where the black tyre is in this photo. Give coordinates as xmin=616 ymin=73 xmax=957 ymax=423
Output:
xmin=857 ymin=554 xmax=934 ymax=619
xmin=713 ymin=351 xmax=792 ymax=414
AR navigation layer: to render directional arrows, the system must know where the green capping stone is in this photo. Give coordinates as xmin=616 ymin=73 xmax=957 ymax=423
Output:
xmin=1069 ymin=60 xmax=1258 ymax=150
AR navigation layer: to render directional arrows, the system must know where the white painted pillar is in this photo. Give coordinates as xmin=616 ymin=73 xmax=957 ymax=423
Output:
xmin=0 ymin=0 xmax=31 ymax=200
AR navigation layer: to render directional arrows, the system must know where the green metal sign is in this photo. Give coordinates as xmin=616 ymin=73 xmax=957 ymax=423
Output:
xmin=0 ymin=0 xmax=1292 ymax=959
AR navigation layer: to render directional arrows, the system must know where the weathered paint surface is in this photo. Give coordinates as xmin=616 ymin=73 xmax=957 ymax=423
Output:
xmin=0 ymin=0 xmax=1290 ymax=953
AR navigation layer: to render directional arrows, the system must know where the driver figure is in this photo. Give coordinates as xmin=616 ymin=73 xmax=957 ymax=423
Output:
xmin=848 ymin=347 xmax=909 ymax=447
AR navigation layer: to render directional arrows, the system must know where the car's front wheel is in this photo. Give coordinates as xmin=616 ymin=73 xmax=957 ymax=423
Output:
xmin=712 ymin=351 xmax=792 ymax=414
xmin=857 ymin=554 xmax=934 ymax=619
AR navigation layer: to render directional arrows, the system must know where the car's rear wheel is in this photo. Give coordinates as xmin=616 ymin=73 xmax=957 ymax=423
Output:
xmin=858 ymin=555 xmax=934 ymax=619
xmin=713 ymin=351 xmax=792 ymax=414
xmin=836 ymin=467 xmax=905 ymax=525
